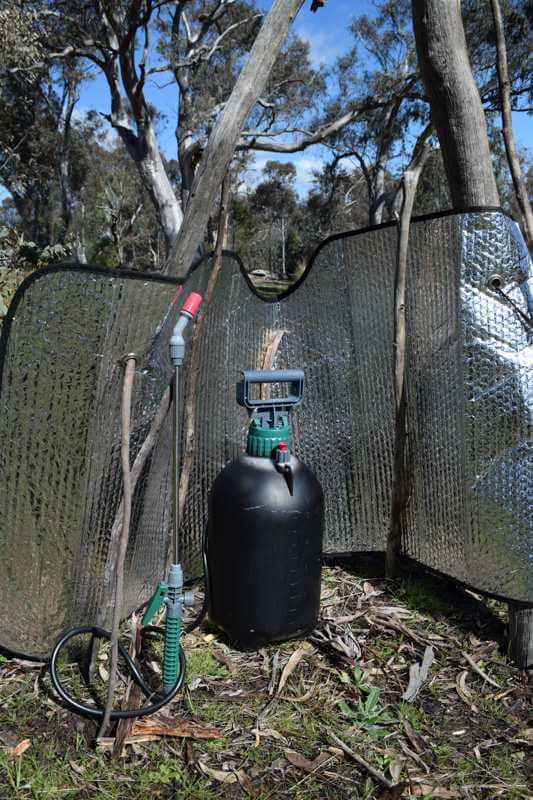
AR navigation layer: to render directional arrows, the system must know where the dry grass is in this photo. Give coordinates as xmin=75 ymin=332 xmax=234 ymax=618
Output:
xmin=0 ymin=564 xmax=531 ymax=799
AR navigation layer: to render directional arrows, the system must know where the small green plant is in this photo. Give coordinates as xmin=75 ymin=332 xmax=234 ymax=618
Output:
xmin=338 ymin=686 xmax=396 ymax=738
xmin=6 ymin=756 xmax=24 ymax=792
xmin=339 ymin=666 xmax=372 ymax=692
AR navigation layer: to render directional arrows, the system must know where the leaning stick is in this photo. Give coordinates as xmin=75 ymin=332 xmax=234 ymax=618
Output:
xmin=97 ymin=356 xmax=136 ymax=740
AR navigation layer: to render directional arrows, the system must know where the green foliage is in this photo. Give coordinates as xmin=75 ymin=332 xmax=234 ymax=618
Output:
xmin=337 ymin=674 xmax=396 ymax=738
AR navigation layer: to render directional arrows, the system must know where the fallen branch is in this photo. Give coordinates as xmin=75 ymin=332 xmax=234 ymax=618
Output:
xmin=386 ymin=131 xmax=432 ymax=579
xmin=97 ymin=386 xmax=171 ymax=628
xmin=329 ymin=732 xmax=394 ymax=790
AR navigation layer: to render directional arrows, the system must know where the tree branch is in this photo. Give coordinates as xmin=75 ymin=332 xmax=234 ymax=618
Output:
xmin=237 ymin=99 xmax=391 ymax=153
xmin=490 ymin=0 xmax=533 ymax=250
xmin=165 ymin=0 xmax=306 ymax=276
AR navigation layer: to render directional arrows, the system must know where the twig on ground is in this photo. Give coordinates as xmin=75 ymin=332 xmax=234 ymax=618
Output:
xmin=329 ymin=732 xmax=394 ymax=789
xmin=462 ymin=651 xmax=501 ymax=689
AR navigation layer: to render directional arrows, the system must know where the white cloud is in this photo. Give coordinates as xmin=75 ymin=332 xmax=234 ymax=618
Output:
xmin=295 ymin=25 xmax=343 ymax=67
xmin=294 ymin=155 xmax=323 ymax=185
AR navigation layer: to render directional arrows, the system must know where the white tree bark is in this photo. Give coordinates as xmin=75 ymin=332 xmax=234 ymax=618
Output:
xmin=165 ymin=0 xmax=305 ymax=276
xmin=490 ymin=0 xmax=533 ymax=251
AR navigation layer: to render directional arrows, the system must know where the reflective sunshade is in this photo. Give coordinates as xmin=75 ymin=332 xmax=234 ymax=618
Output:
xmin=0 ymin=209 xmax=531 ymax=658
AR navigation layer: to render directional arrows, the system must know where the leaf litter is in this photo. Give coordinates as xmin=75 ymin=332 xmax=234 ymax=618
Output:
xmin=0 ymin=564 xmax=531 ymax=798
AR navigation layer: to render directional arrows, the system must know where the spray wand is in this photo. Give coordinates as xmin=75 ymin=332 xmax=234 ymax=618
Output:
xmin=142 ymin=291 xmax=202 ymax=693
xmin=48 ymin=291 xmax=203 ymax=721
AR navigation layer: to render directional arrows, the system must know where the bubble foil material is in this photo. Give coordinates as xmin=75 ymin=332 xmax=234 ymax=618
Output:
xmin=0 ymin=210 xmax=531 ymax=657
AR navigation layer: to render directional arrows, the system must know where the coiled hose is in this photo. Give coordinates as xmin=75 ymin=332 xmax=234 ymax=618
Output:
xmin=49 ymin=525 xmax=209 ymax=721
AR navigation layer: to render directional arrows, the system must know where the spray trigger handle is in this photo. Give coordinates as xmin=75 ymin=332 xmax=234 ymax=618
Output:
xmin=142 ymin=581 xmax=168 ymax=625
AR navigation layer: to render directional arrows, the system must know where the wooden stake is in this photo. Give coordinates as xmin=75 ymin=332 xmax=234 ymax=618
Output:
xmin=97 ymin=355 xmax=136 ymax=740
xmin=508 ymin=604 xmax=533 ymax=671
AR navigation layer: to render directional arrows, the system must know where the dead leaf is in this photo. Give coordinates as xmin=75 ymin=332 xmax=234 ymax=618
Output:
xmin=310 ymin=622 xmax=361 ymax=660
xmin=277 ymin=648 xmax=309 ymax=694
xmin=184 ymin=740 xmax=196 ymax=766
xmin=455 ymin=670 xmax=478 ymax=712
xmin=285 ymin=750 xmax=314 ymax=772
xmin=378 ymin=783 xmax=407 ymax=800
xmin=402 ymin=646 xmax=434 ymax=702
xmin=98 ymin=664 xmax=109 ymax=682
xmin=212 ymin=648 xmax=237 ymax=674
xmin=69 ymin=760 xmax=85 ymax=775
xmin=236 ymin=767 xmax=257 ymax=796
xmin=285 ymin=750 xmax=331 ymax=773
xmin=198 ymin=762 xmax=237 ymax=784
xmin=402 ymin=720 xmax=426 ymax=754
xmin=9 ymin=739 xmax=31 ymax=758
xmin=408 ymin=785 xmax=460 ymax=798
xmin=251 ymin=727 xmax=287 ymax=745
xmin=388 ymin=757 xmax=404 ymax=783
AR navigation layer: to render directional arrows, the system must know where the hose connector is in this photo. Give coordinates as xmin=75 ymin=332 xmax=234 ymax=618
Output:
xmin=169 ymin=292 xmax=202 ymax=366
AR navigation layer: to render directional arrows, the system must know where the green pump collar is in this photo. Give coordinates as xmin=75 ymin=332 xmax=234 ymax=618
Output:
xmin=246 ymin=417 xmax=292 ymax=457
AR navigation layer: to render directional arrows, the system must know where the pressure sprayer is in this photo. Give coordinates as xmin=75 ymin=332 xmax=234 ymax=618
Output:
xmin=48 ymin=292 xmax=203 ymax=721
xmin=207 ymin=370 xmax=324 ymax=650
xmin=141 ymin=291 xmax=202 ymax=693
xmin=49 ymin=306 xmax=324 ymax=719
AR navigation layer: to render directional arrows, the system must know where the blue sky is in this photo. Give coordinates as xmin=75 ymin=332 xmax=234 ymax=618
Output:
xmin=1 ymin=1 xmax=531 ymax=201
xmin=72 ymin=0 xmax=369 ymax=193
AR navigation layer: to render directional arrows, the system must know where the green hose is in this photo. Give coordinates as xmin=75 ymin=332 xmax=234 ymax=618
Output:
xmin=163 ymin=613 xmax=182 ymax=693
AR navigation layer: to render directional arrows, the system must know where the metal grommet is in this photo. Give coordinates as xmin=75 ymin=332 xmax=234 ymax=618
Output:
xmin=487 ymin=274 xmax=503 ymax=291
xmin=118 ymin=352 xmax=139 ymax=365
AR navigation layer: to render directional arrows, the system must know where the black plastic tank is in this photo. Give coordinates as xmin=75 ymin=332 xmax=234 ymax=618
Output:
xmin=207 ymin=370 xmax=324 ymax=650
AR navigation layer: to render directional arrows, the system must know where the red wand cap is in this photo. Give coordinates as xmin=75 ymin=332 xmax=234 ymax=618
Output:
xmin=181 ymin=292 xmax=202 ymax=318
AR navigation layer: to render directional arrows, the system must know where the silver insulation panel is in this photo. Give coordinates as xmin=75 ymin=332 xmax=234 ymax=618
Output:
xmin=0 ymin=267 xmax=205 ymax=656
xmin=0 ymin=210 xmax=531 ymax=657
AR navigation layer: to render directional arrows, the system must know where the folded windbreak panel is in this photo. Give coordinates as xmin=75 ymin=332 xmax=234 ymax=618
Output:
xmin=0 ymin=209 xmax=531 ymax=658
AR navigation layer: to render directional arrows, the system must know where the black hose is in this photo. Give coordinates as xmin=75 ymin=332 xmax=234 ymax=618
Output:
xmin=49 ymin=625 xmax=186 ymax=721
xmin=48 ymin=525 xmax=210 ymax=721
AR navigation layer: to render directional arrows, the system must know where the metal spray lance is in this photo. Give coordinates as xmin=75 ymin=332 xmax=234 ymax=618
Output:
xmin=142 ymin=291 xmax=202 ymax=694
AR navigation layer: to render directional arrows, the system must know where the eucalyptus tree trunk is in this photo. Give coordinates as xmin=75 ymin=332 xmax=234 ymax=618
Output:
xmin=165 ymin=0 xmax=305 ymax=276
xmin=412 ymin=0 xmax=532 ymax=669
xmin=411 ymin=0 xmax=499 ymax=207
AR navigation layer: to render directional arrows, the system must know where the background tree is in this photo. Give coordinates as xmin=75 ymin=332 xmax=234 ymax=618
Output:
xmin=0 ymin=0 xmax=530 ymax=280
xmin=249 ymin=160 xmax=299 ymax=277
xmin=412 ymin=0 xmax=532 ymax=668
